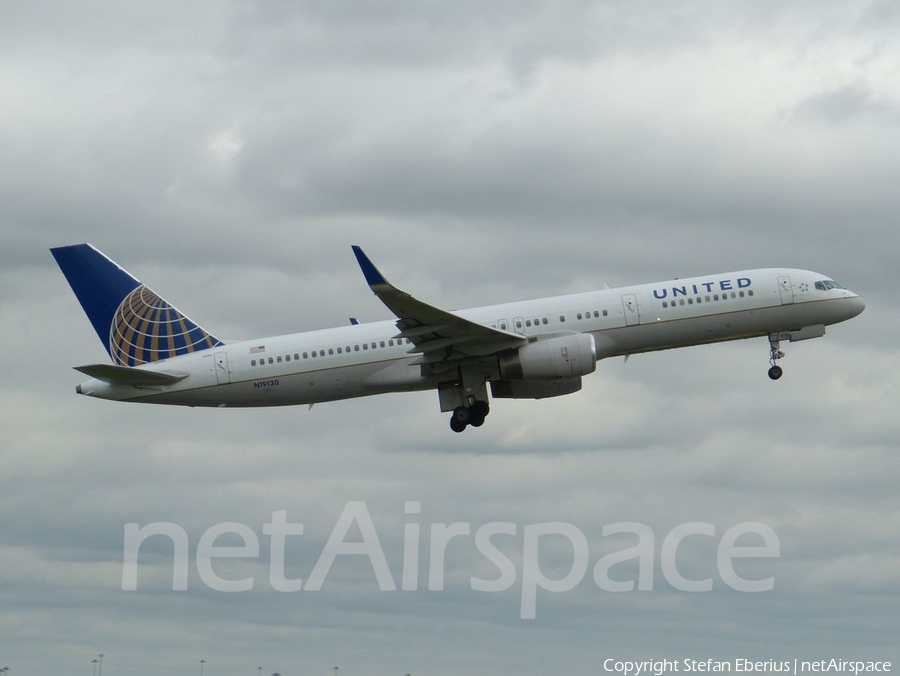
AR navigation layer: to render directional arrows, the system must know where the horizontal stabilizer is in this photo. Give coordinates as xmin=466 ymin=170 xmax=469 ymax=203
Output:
xmin=74 ymin=364 xmax=189 ymax=386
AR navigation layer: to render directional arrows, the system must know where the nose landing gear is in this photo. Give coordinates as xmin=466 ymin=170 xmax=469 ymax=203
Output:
xmin=768 ymin=333 xmax=785 ymax=380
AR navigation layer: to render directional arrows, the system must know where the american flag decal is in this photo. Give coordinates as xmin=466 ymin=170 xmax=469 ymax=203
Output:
xmin=249 ymin=345 xmax=266 ymax=354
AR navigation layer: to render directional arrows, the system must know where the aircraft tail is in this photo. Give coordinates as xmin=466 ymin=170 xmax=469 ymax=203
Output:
xmin=50 ymin=244 xmax=223 ymax=366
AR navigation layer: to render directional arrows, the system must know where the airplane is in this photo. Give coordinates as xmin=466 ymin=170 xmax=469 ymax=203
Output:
xmin=50 ymin=243 xmax=865 ymax=433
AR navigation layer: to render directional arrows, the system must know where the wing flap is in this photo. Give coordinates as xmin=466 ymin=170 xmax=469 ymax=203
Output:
xmin=74 ymin=363 xmax=189 ymax=386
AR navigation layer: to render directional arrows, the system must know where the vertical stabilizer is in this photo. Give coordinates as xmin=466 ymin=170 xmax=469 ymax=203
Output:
xmin=50 ymin=244 xmax=223 ymax=366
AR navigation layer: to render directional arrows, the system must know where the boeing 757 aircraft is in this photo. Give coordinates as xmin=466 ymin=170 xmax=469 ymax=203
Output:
xmin=51 ymin=244 xmax=865 ymax=432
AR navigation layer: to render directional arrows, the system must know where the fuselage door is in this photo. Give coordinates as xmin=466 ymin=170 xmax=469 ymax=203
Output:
xmin=513 ymin=316 xmax=525 ymax=334
xmin=497 ymin=318 xmax=509 ymax=332
xmin=778 ymin=275 xmax=794 ymax=305
xmin=622 ymin=294 xmax=640 ymax=326
xmin=215 ymin=351 xmax=231 ymax=385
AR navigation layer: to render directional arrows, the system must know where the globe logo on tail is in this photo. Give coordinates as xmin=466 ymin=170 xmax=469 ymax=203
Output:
xmin=109 ymin=285 xmax=220 ymax=366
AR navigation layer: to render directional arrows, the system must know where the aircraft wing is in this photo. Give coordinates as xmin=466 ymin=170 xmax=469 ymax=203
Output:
xmin=352 ymin=246 xmax=525 ymax=371
xmin=74 ymin=363 xmax=189 ymax=386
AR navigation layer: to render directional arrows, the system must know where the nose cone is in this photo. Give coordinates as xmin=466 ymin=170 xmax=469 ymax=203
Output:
xmin=847 ymin=294 xmax=866 ymax=318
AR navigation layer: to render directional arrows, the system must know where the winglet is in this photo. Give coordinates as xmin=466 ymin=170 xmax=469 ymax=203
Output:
xmin=352 ymin=245 xmax=389 ymax=287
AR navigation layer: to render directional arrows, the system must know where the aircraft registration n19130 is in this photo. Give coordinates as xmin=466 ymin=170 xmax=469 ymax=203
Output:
xmin=51 ymin=244 xmax=865 ymax=433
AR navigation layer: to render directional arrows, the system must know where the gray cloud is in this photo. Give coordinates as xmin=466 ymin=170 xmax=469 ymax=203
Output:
xmin=791 ymin=82 xmax=900 ymax=125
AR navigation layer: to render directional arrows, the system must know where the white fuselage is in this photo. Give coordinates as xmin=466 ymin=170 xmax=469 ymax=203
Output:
xmin=74 ymin=268 xmax=865 ymax=407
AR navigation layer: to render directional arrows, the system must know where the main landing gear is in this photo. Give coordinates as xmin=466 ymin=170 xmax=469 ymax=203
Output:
xmin=450 ymin=400 xmax=490 ymax=433
xmin=768 ymin=333 xmax=785 ymax=381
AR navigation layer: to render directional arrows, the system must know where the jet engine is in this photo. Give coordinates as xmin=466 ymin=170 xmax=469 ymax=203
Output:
xmin=497 ymin=332 xmax=597 ymax=380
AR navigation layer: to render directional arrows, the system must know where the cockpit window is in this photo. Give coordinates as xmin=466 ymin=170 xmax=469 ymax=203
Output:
xmin=815 ymin=280 xmax=846 ymax=291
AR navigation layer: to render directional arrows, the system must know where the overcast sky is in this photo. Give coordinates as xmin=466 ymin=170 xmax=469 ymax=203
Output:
xmin=1 ymin=1 xmax=898 ymax=674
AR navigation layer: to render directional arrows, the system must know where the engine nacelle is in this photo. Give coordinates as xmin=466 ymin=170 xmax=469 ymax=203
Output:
xmin=498 ymin=332 xmax=597 ymax=380
xmin=491 ymin=377 xmax=582 ymax=400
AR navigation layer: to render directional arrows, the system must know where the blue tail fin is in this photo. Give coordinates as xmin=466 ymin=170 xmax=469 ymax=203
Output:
xmin=50 ymin=244 xmax=223 ymax=366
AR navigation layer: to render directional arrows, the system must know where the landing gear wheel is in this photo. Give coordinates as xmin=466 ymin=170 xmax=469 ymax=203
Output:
xmin=450 ymin=406 xmax=470 ymax=433
xmin=471 ymin=400 xmax=490 ymax=418
xmin=449 ymin=400 xmax=489 ymax=432
xmin=768 ymin=365 xmax=783 ymax=380
xmin=453 ymin=406 xmax=471 ymax=425
xmin=465 ymin=400 xmax=489 ymax=428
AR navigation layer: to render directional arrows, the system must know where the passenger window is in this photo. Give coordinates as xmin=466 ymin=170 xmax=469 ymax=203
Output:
xmin=662 ymin=302 xmax=668 ymax=308
xmin=355 ymin=345 xmax=360 ymax=351
xmin=688 ymin=298 xmax=693 ymax=305
xmin=337 ymin=347 xmax=342 ymax=354
xmin=303 ymin=352 xmax=308 ymax=359
xmin=294 ymin=353 xmax=299 ymax=360
xmin=576 ymin=313 xmax=582 ymax=320
xmin=542 ymin=318 xmax=548 ymax=325
xmin=363 ymin=344 xmax=368 ymax=350
xmin=525 ymin=319 xmax=532 ymax=327
xmin=276 ymin=356 xmax=282 ymax=363
xmin=380 ymin=341 xmax=385 ymax=348
xmin=285 ymin=355 xmax=291 ymax=361
xmin=739 ymin=291 xmax=745 ymax=298
xmin=559 ymin=315 xmax=566 ymax=322
xmin=516 ymin=320 xmax=522 ymax=329
xmin=748 ymin=290 xmax=754 ymax=297
xmin=251 ymin=360 xmax=256 ymax=366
